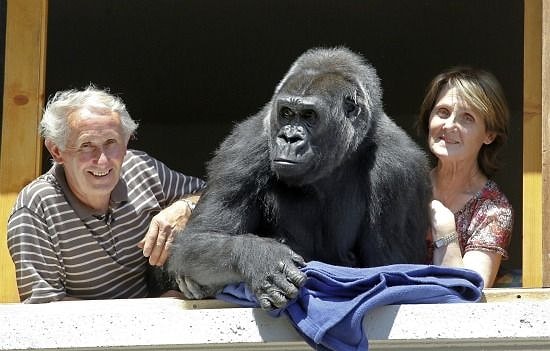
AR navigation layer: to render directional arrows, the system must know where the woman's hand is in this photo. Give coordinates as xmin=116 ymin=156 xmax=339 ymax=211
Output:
xmin=430 ymin=199 xmax=456 ymax=239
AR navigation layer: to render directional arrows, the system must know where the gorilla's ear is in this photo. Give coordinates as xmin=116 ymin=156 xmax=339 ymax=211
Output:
xmin=343 ymin=96 xmax=362 ymax=119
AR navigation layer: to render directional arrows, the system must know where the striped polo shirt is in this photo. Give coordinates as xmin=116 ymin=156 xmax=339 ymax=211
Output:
xmin=7 ymin=149 xmax=205 ymax=303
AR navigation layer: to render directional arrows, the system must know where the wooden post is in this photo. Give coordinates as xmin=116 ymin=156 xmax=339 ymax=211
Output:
xmin=523 ymin=0 xmax=550 ymax=287
xmin=0 ymin=0 xmax=48 ymax=302
xmin=543 ymin=0 xmax=550 ymax=286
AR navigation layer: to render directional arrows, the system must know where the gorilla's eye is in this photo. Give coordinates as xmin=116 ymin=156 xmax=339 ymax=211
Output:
xmin=280 ymin=107 xmax=294 ymax=119
xmin=302 ymin=109 xmax=317 ymax=121
xmin=344 ymin=97 xmax=360 ymax=117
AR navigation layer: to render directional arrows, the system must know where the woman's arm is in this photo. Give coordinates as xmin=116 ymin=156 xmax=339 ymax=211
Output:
xmin=430 ymin=200 xmax=502 ymax=288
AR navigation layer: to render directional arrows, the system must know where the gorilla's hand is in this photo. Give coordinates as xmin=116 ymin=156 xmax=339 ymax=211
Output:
xmin=236 ymin=236 xmax=307 ymax=309
xmin=176 ymin=275 xmax=221 ymax=300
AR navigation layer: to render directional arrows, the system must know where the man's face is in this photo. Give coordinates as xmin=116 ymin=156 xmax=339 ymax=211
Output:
xmin=47 ymin=108 xmax=128 ymax=210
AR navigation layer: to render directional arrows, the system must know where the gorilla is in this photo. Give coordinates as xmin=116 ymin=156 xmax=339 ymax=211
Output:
xmin=168 ymin=47 xmax=432 ymax=309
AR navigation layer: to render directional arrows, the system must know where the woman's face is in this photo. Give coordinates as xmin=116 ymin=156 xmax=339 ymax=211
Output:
xmin=428 ymin=86 xmax=495 ymax=164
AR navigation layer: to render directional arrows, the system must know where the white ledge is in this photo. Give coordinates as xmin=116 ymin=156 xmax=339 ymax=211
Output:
xmin=1 ymin=293 xmax=550 ymax=350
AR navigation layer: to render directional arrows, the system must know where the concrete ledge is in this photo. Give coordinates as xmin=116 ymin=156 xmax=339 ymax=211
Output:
xmin=1 ymin=294 xmax=549 ymax=350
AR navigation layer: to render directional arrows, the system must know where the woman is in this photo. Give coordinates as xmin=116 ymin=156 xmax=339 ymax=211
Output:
xmin=417 ymin=67 xmax=513 ymax=288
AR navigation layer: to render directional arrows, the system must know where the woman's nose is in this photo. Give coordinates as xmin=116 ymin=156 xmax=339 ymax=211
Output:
xmin=442 ymin=114 xmax=457 ymax=130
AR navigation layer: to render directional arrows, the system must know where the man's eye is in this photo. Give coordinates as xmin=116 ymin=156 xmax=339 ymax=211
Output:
xmin=79 ymin=143 xmax=94 ymax=151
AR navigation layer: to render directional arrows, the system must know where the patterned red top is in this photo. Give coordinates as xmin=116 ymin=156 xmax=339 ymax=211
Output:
xmin=427 ymin=180 xmax=513 ymax=262
xmin=454 ymin=180 xmax=513 ymax=259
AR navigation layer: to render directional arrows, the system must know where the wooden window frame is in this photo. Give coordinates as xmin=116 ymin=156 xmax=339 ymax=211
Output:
xmin=1 ymin=0 xmax=548 ymax=303
xmin=0 ymin=0 xmax=47 ymax=303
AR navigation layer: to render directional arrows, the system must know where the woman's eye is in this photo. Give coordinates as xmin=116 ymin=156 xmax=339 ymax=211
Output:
xmin=463 ymin=113 xmax=475 ymax=122
xmin=436 ymin=108 xmax=450 ymax=118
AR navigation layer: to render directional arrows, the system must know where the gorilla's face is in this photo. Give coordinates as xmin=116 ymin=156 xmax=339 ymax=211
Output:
xmin=269 ymin=71 xmax=367 ymax=186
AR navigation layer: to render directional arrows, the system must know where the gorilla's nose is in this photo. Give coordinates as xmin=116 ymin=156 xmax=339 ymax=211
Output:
xmin=279 ymin=125 xmax=305 ymax=144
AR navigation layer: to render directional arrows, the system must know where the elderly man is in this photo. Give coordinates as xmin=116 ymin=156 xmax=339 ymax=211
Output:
xmin=7 ymin=86 xmax=205 ymax=303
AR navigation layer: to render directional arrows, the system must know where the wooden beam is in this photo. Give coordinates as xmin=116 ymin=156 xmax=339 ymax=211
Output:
xmin=0 ymin=0 xmax=48 ymax=302
xmin=482 ymin=288 xmax=550 ymax=302
xmin=542 ymin=0 xmax=550 ymax=287
xmin=523 ymin=0 xmax=544 ymax=287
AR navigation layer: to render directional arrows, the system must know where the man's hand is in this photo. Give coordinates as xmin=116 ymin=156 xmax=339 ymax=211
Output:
xmin=137 ymin=197 xmax=197 ymax=266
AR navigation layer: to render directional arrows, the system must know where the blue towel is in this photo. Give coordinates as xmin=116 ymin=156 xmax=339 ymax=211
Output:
xmin=217 ymin=261 xmax=484 ymax=351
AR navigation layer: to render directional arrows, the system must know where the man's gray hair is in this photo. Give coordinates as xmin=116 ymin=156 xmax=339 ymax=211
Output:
xmin=39 ymin=85 xmax=139 ymax=149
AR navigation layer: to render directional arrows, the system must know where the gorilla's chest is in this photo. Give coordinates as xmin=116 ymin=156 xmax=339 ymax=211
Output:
xmin=262 ymin=185 xmax=365 ymax=266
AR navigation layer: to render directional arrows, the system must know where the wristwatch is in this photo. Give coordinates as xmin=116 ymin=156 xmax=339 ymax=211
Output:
xmin=433 ymin=231 xmax=458 ymax=248
xmin=181 ymin=199 xmax=196 ymax=210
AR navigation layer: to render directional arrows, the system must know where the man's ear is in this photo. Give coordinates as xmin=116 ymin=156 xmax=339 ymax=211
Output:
xmin=45 ymin=139 xmax=64 ymax=163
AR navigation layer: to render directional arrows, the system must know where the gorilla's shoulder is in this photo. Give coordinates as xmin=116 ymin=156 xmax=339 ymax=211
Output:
xmin=370 ymin=114 xmax=429 ymax=167
xmin=207 ymin=108 xmax=271 ymax=181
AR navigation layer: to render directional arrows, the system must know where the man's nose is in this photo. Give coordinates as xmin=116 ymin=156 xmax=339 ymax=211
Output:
xmin=96 ymin=148 xmax=109 ymax=164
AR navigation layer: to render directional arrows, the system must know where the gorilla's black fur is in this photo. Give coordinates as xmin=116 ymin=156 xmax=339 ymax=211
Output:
xmin=168 ymin=47 xmax=432 ymax=309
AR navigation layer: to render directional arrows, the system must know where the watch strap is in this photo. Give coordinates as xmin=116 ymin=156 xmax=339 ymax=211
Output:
xmin=433 ymin=231 xmax=458 ymax=248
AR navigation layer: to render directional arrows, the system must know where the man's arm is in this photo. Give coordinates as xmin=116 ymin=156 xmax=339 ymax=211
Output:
xmin=7 ymin=207 xmax=67 ymax=303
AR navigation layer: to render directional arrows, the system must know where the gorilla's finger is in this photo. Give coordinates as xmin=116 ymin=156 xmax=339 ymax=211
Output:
xmin=258 ymin=295 xmax=274 ymax=310
xmin=176 ymin=276 xmax=192 ymax=298
xmin=270 ymin=274 xmax=301 ymax=300
xmin=291 ymin=253 xmax=306 ymax=267
xmin=268 ymin=289 xmax=290 ymax=309
xmin=177 ymin=275 xmax=204 ymax=300
xmin=278 ymin=261 xmax=307 ymax=287
xmin=255 ymin=280 xmax=288 ymax=309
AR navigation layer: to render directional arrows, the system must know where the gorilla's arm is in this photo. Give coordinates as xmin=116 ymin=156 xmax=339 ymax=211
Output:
xmin=168 ymin=113 xmax=306 ymax=309
xmin=358 ymin=116 xmax=431 ymax=266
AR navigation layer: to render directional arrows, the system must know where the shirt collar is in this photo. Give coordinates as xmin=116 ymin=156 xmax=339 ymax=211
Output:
xmin=51 ymin=163 xmax=128 ymax=218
